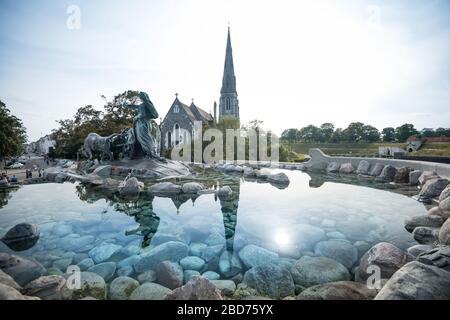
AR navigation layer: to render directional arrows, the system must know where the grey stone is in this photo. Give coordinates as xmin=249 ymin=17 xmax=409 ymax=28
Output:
xmin=130 ymin=282 xmax=172 ymax=300
xmin=61 ymin=235 xmax=95 ymax=252
xmin=439 ymin=197 xmax=450 ymax=219
xmin=77 ymin=258 xmax=95 ymax=271
xmin=376 ymin=165 xmax=397 ymax=182
xmin=148 ymin=182 xmax=181 ymax=195
xmin=418 ymin=171 xmax=439 ymax=186
xmin=87 ymin=262 xmax=116 ymax=282
xmin=417 ymin=246 xmax=450 ymax=272
xmin=409 ymin=170 xmax=422 ymax=185
xmin=117 ymin=255 xmax=140 ymax=269
xmin=439 ymin=219 xmax=450 ymax=245
xmin=181 ymin=182 xmax=204 ymax=194
xmin=369 ymin=163 xmax=384 ymax=177
xmin=296 ymin=281 xmax=377 ymax=300
xmin=339 ymin=163 xmax=354 ymax=174
xmin=0 ymin=253 xmax=46 ymax=286
xmin=183 ymin=270 xmax=200 ymax=283
xmin=439 ymin=185 xmax=450 ymax=202
xmin=22 ymin=275 xmax=72 ymax=300
xmin=108 ymin=276 xmax=139 ymax=300
xmin=202 ymin=271 xmax=220 ymax=280
xmin=238 ymin=245 xmax=278 ymax=269
xmin=290 ymin=256 xmax=350 ymax=287
xmin=205 ymin=231 xmax=225 ymax=246
xmin=267 ymin=172 xmax=290 ymax=185
xmin=243 ymin=263 xmax=295 ymax=299
xmin=217 ymin=186 xmax=233 ymax=198
xmin=0 ymin=269 xmax=21 ymax=290
xmin=71 ymin=272 xmax=107 ymax=300
xmin=314 ymin=240 xmax=358 ymax=269
xmin=164 ymin=276 xmax=223 ymax=300
xmin=412 ymin=227 xmax=440 ymax=244
xmin=356 ymin=160 xmax=370 ymax=175
xmin=53 ymin=258 xmax=72 ymax=271
xmin=0 ymin=283 xmax=40 ymax=300
xmin=394 ymin=167 xmax=411 ymax=183
xmin=179 ymin=256 xmax=205 ymax=271
xmin=355 ymin=242 xmax=414 ymax=283
xmin=92 ymin=165 xmax=112 ymax=177
xmin=326 ymin=162 xmax=340 ymax=173
xmin=88 ymin=243 xmax=122 ymax=263
xmin=407 ymin=244 xmax=435 ymax=257
xmin=219 ymin=250 xmax=242 ymax=277
xmin=137 ymin=270 xmax=156 ymax=284
xmin=353 ymin=240 xmax=371 ymax=257
xmin=292 ymin=224 xmax=325 ymax=249
xmin=210 ymin=280 xmax=236 ymax=296
xmin=134 ymin=241 xmax=189 ymax=273
xmin=1 ymin=223 xmax=40 ymax=251
xmin=419 ymin=178 xmax=450 ymax=199
xmin=117 ymin=266 xmax=134 ymax=277
xmin=118 ymin=177 xmax=143 ymax=196
xmin=404 ymin=215 xmax=444 ymax=233
xmin=156 ymin=261 xmax=183 ymax=289
xmin=72 ymin=253 xmax=89 ymax=265
xmin=375 ymin=261 xmax=450 ymax=300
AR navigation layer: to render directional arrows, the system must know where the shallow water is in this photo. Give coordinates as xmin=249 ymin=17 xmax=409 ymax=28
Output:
xmin=0 ymin=169 xmax=427 ymax=295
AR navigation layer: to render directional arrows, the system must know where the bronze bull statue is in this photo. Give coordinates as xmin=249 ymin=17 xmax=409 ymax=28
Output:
xmin=83 ymin=133 xmax=117 ymax=161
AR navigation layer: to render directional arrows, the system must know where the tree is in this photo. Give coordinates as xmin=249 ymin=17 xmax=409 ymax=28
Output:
xmin=361 ymin=125 xmax=380 ymax=142
xmin=281 ymin=128 xmax=300 ymax=142
xmin=395 ymin=124 xmax=418 ymax=142
xmin=102 ymin=90 xmax=139 ymax=134
xmin=331 ymin=128 xmax=343 ymax=143
xmin=342 ymin=122 xmax=365 ymax=142
xmin=0 ymin=100 xmax=27 ymax=157
xmin=382 ymin=127 xmax=396 ymax=142
xmin=320 ymin=123 xmax=335 ymax=142
xmin=299 ymin=125 xmax=320 ymax=142
xmin=421 ymin=128 xmax=435 ymax=137
xmin=435 ymin=127 xmax=450 ymax=137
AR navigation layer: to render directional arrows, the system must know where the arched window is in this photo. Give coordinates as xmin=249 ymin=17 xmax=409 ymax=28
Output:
xmin=225 ymin=98 xmax=231 ymax=111
xmin=167 ymin=131 xmax=172 ymax=147
xmin=174 ymin=123 xmax=180 ymax=145
xmin=174 ymin=105 xmax=179 ymax=113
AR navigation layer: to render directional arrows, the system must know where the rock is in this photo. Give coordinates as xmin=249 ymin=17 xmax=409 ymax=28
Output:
xmin=404 ymin=215 xmax=444 ymax=233
xmin=314 ymin=240 xmax=358 ymax=269
xmin=181 ymin=182 xmax=204 ymax=194
xmin=52 ymin=224 xmax=73 ymax=237
xmin=22 ymin=275 xmax=72 ymax=300
xmin=243 ymin=263 xmax=295 ymax=299
xmin=0 ymin=269 xmax=21 ymax=290
xmin=118 ymin=177 xmax=143 ymax=196
xmin=375 ymin=261 xmax=450 ymax=300
xmin=130 ymin=282 xmax=172 ymax=300
xmin=296 ymin=281 xmax=377 ymax=300
xmin=439 ymin=197 xmax=450 ymax=219
xmin=53 ymin=258 xmax=72 ymax=271
xmin=267 ymin=172 xmax=290 ymax=185
xmin=339 ymin=163 xmax=354 ymax=174
xmin=137 ymin=270 xmax=156 ymax=284
xmin=0 ymin=283 xmax=40 ymax=300
xmin=420 ymin=178 xmax=450 ymax=199
xmin=217 ymin=186 xmax=233 ymax=198
xmin=108 ymin=276 xmax=140 ymax=300
xmin=201 ymin=244 xmax=224 ymax=268
xmin=54 ymin=172 xmax=68 ymax=183
xmin=72 ymin=272 xmax=107 ymax=300
xmin=0 ymin=253 xmax=46 ymax=286
xmin=134 ymin=241 xmax=189 ymax=273
xmin=156 ymin=261 xmax=183 ymax=289
xmin=148 ymin=182 xmax=182 ymax=195
xmin=238 ymin=245 xmax=278 ymax=269
xmin=183 ymin=270 xmax=200 ymax=283
xmin=61 ymin=235 xmax=95 ymax=252
xmin=202 ymin=271 xmax=220 ymax=280
xmin=290 ymin=256 xmax=350 ymax=287
xmin=87 ymin=262 xmax=116 ymax=282
xmin=179 ymin=256 xmax=205 ymax=271
xmin=439 ymin=185 xmax=450 ymax=202
xmin=417 ymin=246 xmax=450 ymax=272
xmin=369 ymin=163 xmax=384 ymax=177
xmin=356 ymin=160 xmax=370 ymax=175
xmin=428 ymin=206 xmax=450 ymax=220
xmin=164 ymin=276 xmax=223 ymax=300
xmin=354 ymin=240 xmax=371 ymax=257
xmin=326 ymin=162 xmax=339 ymax=173
xmin=117 ymin=255 xmax=140 ymax=269
xmin=412 ymin=227 xmax=440 ymax=244
xmin=88 ymin=243 xmax=122 ymax=264
xmin=1 ymin=223 xmax=40 ymax=251
xmin=293 ymin=224 xmax=325 ymax=249
xmin=407 ymin=244 xmax=435 ymax=257
xmin=409 ymin=170 xmax=422 ymax=185
xmin=254 ymin=168 xmax=271 ymax=179
xmin=394 ymin=167 xmax=410 ymax=183
xmin=210 ymin=280 xmax=236 ymax=296
xmin=117 ymin=266 xmax=134 ymax=277
xmin=439 ymin=219 xmax=450 ymax=245
xmin=205 ymin=231 xmax=225 ymax=246
xmin=92 ymin=165 xmax=111 ymax=177
xmin=77 ymin=258 xmax=95 ymax=271
xmin=219 ymin=250 xmax=242 ymax=277
xmin=376 ymin=165 xmax=397 ymax=182
xmin=418 ymin=171 xmax=439 ymax=186
xmin=243 ymin=167 xmax=255 ymax=177
xmin=355 ymin=242 xmax=414 ymax=283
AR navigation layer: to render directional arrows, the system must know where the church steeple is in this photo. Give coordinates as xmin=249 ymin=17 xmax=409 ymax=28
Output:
xmin=219 ymin=26 xmax=239 ymax=120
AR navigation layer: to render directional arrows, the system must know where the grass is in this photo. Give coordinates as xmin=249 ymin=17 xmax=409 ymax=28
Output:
xmin=412 ymin=143 xmax=450 ymax=156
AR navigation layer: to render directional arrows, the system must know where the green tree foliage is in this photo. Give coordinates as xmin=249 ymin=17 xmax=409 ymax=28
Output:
xmin=342 ymin=122 xmax=365 ymax=142
xmin=395 ymin=123 xmax=418 ymax=142
xmin=0 ymin=100 xmax=27 ymax=157
xmin=381 ymin=127 xmax=396 ymax=142
xmin=320 ymin=123 xmax=335 ymax=142
xmin=361 ymin=125 xmax=380 ymax=142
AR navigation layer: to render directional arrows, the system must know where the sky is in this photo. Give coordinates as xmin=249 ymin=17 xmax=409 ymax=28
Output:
xmin=0 ymin=0 xmax=449 ymax=142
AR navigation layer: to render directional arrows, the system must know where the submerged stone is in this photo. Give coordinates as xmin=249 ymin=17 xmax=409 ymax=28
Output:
xmin=238 ymin=245 xmax=278 ymax=269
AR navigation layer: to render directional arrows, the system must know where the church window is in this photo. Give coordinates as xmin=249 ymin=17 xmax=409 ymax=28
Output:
xmin=226 ymin=98 xmax=231 ymax=111
xmin=174 ymin=105 xmax=179 ymax=113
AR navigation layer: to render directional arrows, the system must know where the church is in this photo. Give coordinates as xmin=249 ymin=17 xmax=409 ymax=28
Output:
xmin=159 ymin=27 xmax=239 ymax=150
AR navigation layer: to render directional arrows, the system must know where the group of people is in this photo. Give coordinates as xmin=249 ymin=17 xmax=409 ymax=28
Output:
xmin=25 ymin=168 xmax=44 ymax=179
xmin=0 ymin=172 xmax=18 ymax=184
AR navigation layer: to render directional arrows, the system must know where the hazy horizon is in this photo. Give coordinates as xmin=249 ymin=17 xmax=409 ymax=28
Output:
xmin=1 ymin=0 xmax=449 ymax=142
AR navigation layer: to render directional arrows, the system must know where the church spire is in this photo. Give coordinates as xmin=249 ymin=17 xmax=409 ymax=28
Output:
xmin=220 ymin=26 xmax=236 ymax=94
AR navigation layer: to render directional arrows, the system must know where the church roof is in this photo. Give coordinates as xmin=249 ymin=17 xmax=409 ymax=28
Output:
xmin=220 ymin=27 xmax=237 ymax=94
xmin=165 ymin=97 xmax=213 ymax=124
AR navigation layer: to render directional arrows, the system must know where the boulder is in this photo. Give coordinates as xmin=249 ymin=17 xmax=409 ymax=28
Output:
xmin=134 ymin=241 xmax=189 ymax=273
xmin=418 ymin=171 xmax=439 ymax=186
xmin=438 ymin=197 xmax=450 ymax=219
xmin=439 ymin=219 xmax=450 ymax=245
xmin=189 ymin=243 xmax=207 ymax=257
xmin=87 ymin=262 xmax=116 ymax=282
xmin=417 ymin=246 xmax=450 ymax=272
xmin=404 ymin=215 xmax=444 ymax=233
xmin=0 ymin=283 xmax=39 ymax=300
xmin=155 ymin=261 xmax=184 ymax=289
xmin=326 ymin=162 xmax=340 ymax=173
xmin=428 ymin=206 xmax=450 ymax=220
xmin=130 ymin=282 xmax=172 ymax=300
xmin=339 ymin=163 xmax=354 ymax=174
xmin=118 ymin=177 xmax=143 ymax=196
xmin=117 ymin=266 xmax=133 ymax=277
xmin=376 ymin=165 xmax=397 ymax=182
xmin=369 ymin=163 xmax=384 ymax=177
xmin=1 ymin=223 xmax=40 ymax=251
xmin=356 ymin=160 xmax=371 ymax=175
xmin=293 ymin=224 xmax=325 ymax=250
xmin=164 ymin=276 xmax=223 ymax=300
xmin=243 ymin=167 xmax=256 ymax=177
xmin=267 ymin=172 xmax=290 ymax=185
xmin=179 ymin=256 xmax=205 ymax=271
xmin=314 ymin=240 xmax=358 ymax=269
xmin=375 ymin=261 xmax=450 ymax=300
xmin=407 ymin=244 xmax=435 ymax=257
xmin=108 ymin=276 xmax=140 ymax=300
xmin=238 ymin=245 xmax=278 ymax=269
xmin=22 ymin=275 xmax=72 ymax=300
xmin=217 ymin=186 xmax=233 ymax=198
xmin=202 ymin=271 xmax=221 ymax=280
xmin=72 ymin=272 xmax=107 ymax=300
xmin=88 ymin=244 xmax=122 ymax=263
xmin=77 ymin=258 xmax=95 ymax=271
xmin=183 ymin=270 xmax=200 ymax=283
xmin=439 ymin=185 xmax=450 ymax=202
xmin=290 ymin=256 xmax=350 ymax=287
xmin=243 ymin=263 xmax=295 ymax=299
xmin=148 ymin=182 xmax=181 ymax=195
xmin=92 ymin=165 xmax=111 ymax=177
xmin=419 ymin=178 xmax=450 ymax=199
xmin=355 ymin=242 xmax=414 ymax=283
xmin=394 ymin=167 xmax=410 ymax=183
xmin=0 ymin=253 xmax=46 ymax=286
xmin=412 ymin=227 xmax=440 ymax=244
xmin=181 ymin=182 xmax=204 ymax=194
xmin=409 ymin=170 xmax=422 ymax=185
xmin=218 ymin=250 xmax=243 ymax=277
xmin=296 ymin=281 xmax=377 ymax=300
xmin=210 ymin=280 xmax=236 ymax=296
xmin=137 ymin=270 xmax=156 ymax=284
xmin=0 ymin=269 xmax=21 ymax=290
